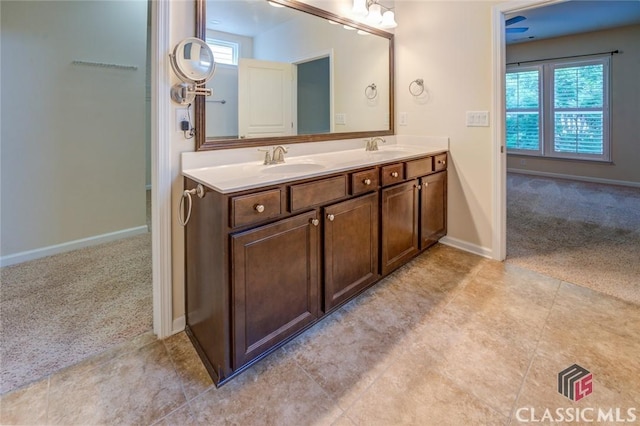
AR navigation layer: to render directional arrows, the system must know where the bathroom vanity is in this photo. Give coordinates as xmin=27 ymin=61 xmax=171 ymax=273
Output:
xmin=182 ymin=144 xmax=447 ymax=386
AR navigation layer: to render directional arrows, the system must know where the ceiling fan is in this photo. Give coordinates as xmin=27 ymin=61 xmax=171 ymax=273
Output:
xmin=506 ymin=15 xmax=529 ymax=33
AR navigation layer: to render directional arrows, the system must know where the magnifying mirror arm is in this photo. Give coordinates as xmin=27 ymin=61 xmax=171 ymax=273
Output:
xmin=170 ymin=83 xmax=212 ymax=105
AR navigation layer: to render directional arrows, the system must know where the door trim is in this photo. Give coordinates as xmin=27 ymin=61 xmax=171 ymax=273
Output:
xmin=491 ymin=0 xmax=565 ymax=261
xmin=151 ymin=0 xmax=173 ymax=338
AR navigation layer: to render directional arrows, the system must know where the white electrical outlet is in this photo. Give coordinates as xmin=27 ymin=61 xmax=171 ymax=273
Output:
xmin=335 ymin=113 xmax=346 ymax=125
xmin=175 ymin=108 xmax=189 ymax=132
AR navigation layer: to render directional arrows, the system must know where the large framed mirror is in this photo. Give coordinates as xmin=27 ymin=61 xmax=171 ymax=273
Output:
xmin=195 ymin=0 xmax=394 ymax=151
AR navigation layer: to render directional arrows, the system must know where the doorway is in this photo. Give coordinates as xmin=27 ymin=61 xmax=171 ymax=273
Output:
xmin=0 ymin=0 xmax=152 ymax=394
xmin=494 ymin=0 xmax=640 ymax=304
xmin=297 ymin=57 xmax=331 ymax=135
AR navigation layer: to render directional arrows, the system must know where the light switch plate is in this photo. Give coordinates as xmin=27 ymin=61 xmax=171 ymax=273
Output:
xmin=466 ymin=111 xmax=489 ymax=127
xmin=335 ymin=113 xmax=346 ymax=125
xmin=399 ymin=112 xmax=408 ymax=126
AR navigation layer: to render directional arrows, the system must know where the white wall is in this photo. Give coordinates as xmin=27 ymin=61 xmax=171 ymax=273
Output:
xmin=395 ymin=0 xmax=498 ymax=254
xmin=1 ymin=1 xmax=148 ymax=259
xmin=506 ymin=25 xmax=640 ymax=185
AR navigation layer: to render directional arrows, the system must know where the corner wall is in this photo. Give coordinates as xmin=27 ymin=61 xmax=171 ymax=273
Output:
xmin=505 ymin=24 xmax=640 ymax=185
xmin=395 ymin=0 xmax=499 ymax=256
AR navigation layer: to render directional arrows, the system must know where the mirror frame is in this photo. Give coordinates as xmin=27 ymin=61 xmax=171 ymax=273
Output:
xmin=195 ymin=0 xmax=395 ymax=151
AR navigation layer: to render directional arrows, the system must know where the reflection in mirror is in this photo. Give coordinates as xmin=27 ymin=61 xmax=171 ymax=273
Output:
xmin=196 ymin=0 xmax=394 ymax=150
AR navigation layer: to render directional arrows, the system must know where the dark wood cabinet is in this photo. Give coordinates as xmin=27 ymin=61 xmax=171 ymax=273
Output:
xmin=381 ymin=180 xmax=420 ymax=276
xmin=231 ymin=210 xmax=320 ymax=367
xmin=184 ymin=151 xmax=447 ymax=387
xmin=420 ymin=171 xmax=447 ymax=249
xmin=324 ymin=192 xmax=379 ymax=311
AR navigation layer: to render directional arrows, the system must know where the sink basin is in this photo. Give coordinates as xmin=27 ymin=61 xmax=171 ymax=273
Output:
xmin=262 ymin=163 xmax=326 ymax=174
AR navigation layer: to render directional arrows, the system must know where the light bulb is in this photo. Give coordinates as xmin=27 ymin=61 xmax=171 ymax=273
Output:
xmin=367 ymin=3 xmax=383 ymax=24
xmin=352 ymin=0 xmax=368 ymax=17
xmin=380 ymin=10 xmax=398 ymax=28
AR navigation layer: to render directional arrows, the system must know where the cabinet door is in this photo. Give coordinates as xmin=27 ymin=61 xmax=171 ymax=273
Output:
xmin=381 ymin=180 xmax=420 ymax=276
xmin=324 ymin=192 xmax=379 ymax=311
xmin=420 ymin=171 xmax=447 ymax=249
xmin=231 ymin=211 xmax=320 ymax=368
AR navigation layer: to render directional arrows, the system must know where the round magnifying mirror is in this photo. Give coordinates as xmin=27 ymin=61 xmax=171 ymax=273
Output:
xmin=171 ymin=37 xmax=215 ymax=83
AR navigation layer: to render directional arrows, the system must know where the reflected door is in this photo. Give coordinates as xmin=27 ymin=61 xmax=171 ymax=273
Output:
xmin=238 ymin=58 xmax=295 ymax=138
xmin=297 ymin=57 xmax=330 ymax=135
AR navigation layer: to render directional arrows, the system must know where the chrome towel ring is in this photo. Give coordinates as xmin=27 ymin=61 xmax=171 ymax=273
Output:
xmin=365 ymin=83 xmax=377 ymax=99
xmin=409 ymin=79 xmax=425 ymax=96
xmin=178 ymin=184 xmax=206 ymax=226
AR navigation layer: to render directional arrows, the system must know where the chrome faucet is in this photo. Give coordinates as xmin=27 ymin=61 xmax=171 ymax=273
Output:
xmin=365 ymin=137 xmax=385 ymax=151
xmin=259 ymin=146 xmax=288 ymax=165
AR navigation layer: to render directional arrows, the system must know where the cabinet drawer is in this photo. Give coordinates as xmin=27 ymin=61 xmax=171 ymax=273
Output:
xmin=290 ymin=175 xmax=347 ymax=211
xmin=380 ymin=163 xmax=404 ymax=187
xmin=434 ymin=153 xmax=447 ymax=172
xmin=351 ymin=168 xmax=379 ymax=195
xmin=231 ymin=189 xmax=282 ymax=228
xmin=405 ymin=157 xmax=433 ymax=179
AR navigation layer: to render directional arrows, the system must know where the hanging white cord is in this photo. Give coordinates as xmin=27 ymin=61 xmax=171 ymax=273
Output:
xmin=178 ymin=184 xmax=205 ymax=226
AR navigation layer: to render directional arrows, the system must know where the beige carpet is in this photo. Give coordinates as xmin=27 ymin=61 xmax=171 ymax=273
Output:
xmin=507 ymin=173 xmax=640 ymax=305
xmin=0 ymin=233 xmax=152 ymax=394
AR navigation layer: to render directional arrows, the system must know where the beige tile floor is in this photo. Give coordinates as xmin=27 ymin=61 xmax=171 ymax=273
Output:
xmin=1 ymin=244 xmax=639 ymax=425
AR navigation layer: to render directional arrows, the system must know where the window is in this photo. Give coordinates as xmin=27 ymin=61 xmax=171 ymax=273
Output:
xmin=506 ymin=57 xmax=610 ymax=161
xmin=506 ymin=68 xmax=542 ymax=153
xmin=206 ymin=39 xmax=238 ymax=66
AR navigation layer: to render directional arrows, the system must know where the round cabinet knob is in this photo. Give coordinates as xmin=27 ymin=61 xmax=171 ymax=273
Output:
xmin=439 ymin=160 xmax=446 ymax=165
xmin=327 ymin=214 xmax=335 ymax=222
xmin=363 ymin=178 xmax=372 ymax=185
xmin=391 ymin=172 xmax=399 ymax=178
xmin=254 ymin=204 xmax=265 ymax=213
xmin=310 ymin=218 xmax=319 ymax=226
xmin=424 ymin=182 xmax=429 ymax=187
xmin=415 ymin=184 xmax=422 ymax=190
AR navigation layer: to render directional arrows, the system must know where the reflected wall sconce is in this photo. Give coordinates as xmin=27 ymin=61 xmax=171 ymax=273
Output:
xmin=352 ymin=0 xmax=398 ymax=29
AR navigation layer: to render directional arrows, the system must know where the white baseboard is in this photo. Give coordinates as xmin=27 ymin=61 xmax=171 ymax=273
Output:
xmin=172 ymin=315 xmax=186 ymax=335
xmin=439 ymin=236 xmax=494 ymax=260
xmin=507 ymin=168 xmax=640 ymax=188
xmin=0 ymin=226 xmax=149 ymax=267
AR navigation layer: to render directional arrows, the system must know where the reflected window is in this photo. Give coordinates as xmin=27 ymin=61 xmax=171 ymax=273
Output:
xmin=207 ymin=39 xmax=238 ymax=65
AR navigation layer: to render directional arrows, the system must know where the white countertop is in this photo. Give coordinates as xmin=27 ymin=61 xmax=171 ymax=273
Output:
xmin=182 ymin=136 xmax=449 ymax=194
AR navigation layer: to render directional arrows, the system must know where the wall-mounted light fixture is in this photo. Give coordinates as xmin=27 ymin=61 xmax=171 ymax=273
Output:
xmin=352 ymin=0 xmax=397 ymax=29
